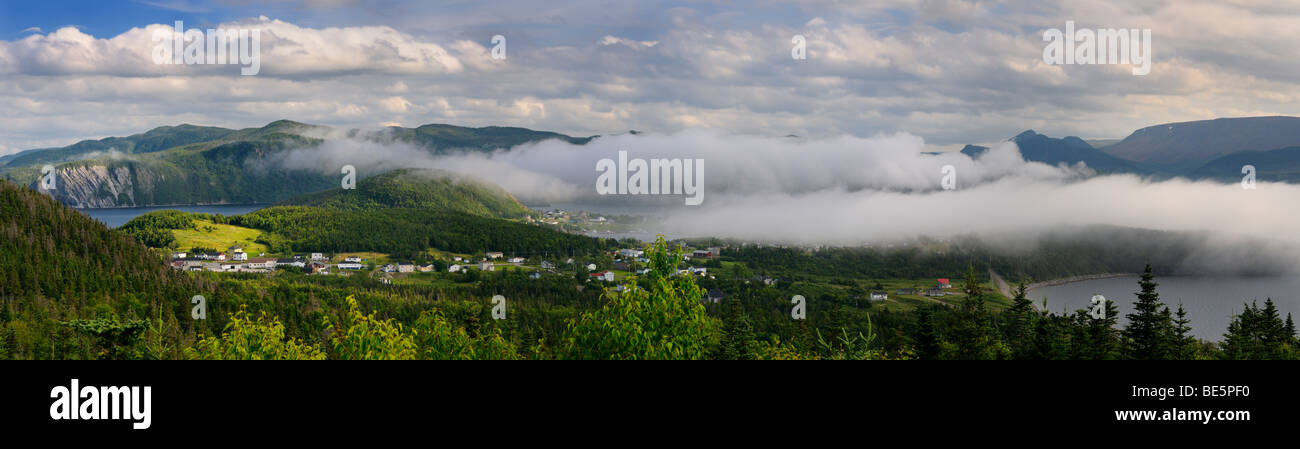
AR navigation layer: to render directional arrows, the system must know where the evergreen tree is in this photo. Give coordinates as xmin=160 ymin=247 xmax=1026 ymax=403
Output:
xmin=1004 ymin=281 xmax=1037 ymax=359
xmin=914 ymin=304 xmax=941 ymax=360
xmin=1122 ymin=264 xmax=1174 ymax=360
xmin=1170 ymin=303 xmax=1197 ymax=360
xmin=1223 ymin=299 xmax=1295 ymax=360
xmin=1072 ymin=297 xmax=1120 ymax=360
xmin=719 ymin=298 xmax=757 ymax=360
xmin=1285 ymin=313 xmax=1297 ymax=343
xmin=942 ymin=265 xmax=1007 ymax=360
xmin=1032 ymin=309 xmax=1069 ymax=360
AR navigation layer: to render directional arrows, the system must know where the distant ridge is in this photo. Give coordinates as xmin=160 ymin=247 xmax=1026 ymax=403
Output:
xmin=961 ymin=130 xmax=1146 ymax=174
xmin=1103 ymin=116 xmax=1300 ymax=165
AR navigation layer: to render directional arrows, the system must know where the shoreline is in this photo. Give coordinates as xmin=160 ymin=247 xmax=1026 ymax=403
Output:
xmin=989 ymin=270 xmax=1138 ymax=301
xmin=74 ymin=203 xmax=267 ymax=211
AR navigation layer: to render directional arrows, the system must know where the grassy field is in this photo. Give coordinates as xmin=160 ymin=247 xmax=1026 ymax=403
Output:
xmin=330 ymin=252 xmax=388 ymax=264
xmin=172 ymin=219 xmax=268 ymax=255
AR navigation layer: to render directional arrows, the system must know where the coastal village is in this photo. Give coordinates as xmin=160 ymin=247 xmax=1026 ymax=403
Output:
xmin=166 ymin=243 xmax=960 ymax=306
xmin=166 ymin=243 xmax=731 ymax=283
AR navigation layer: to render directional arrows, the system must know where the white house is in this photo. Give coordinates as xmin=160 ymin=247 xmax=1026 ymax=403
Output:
xmin=507 ymin=257 xmax=526 ymax=264
xmin=586 ymin=263 xmax=597 ymax=271
xmin=486 ymin=252 xmax=504 ymax=259
xmin=170 ymin=252 xmax=187 ymax=259
xmin=231 ymin=251 xmax=248 ymax=261
xmin=869 ymin=291 xmax=888 ymax=301
xmin=479 ymin=261 xmax=495 ymax=271
xmin=589 ymin=271 xmax=614 ymax=282
xmin=618 ymin=249 xmax=644 ymax=258
xmin=397 ymin=263 xmax=415 ymax=273
xmin=311 ymin=253 xmax=326 ymax=261
xmin=337 ymin=262 xmax=365 ymax=270
xmin=448 ymin=264 xmax=463 ymax=273
xmin=344 ymin=256 xmax=363 ymax=263
xmin=247 ymin=258 xmax=276 ymax=269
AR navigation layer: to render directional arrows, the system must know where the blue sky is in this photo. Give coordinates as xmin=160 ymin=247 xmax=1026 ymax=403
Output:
xmin=1 ymin=0 xmax=1298 ymax=155
xmin=2 ymin=1 xmax=226 ymax=37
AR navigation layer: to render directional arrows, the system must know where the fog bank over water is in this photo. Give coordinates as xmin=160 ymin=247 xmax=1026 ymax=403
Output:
xmin=264 ymin=128 xmax=1300 ymax=273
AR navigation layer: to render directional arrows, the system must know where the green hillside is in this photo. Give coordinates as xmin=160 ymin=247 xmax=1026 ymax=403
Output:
xmin=285 ymin=168 xmax=530 ymax=218
xmin=0 ymin=179 xmax=216 ymax=359
xmin=0 ymin=120 xmax=593 ymax=208
xmin=119 ymin=168 xmax=604 ymax=258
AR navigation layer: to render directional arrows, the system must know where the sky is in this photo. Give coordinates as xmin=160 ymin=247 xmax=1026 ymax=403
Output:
xmin=2 ymin=0 xmax=1300 ymax=155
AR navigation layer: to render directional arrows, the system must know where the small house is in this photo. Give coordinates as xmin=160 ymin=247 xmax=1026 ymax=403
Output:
xmin=309 ymin=262 xmax=330 ymax=275
xmin=486 ymin=252 xmax=504 ymax=259
xmin=869 ymin=291 xmax=888 ymax=301
xmin=247 ymin=258 xmax=276 ymax=269
xmin=589 ymin=271 xmax=614 ymax=282
xmin=448 ymin=264 xmax=463 ymax=273
xmin=479 ymin=261 xmax=495 ymax=271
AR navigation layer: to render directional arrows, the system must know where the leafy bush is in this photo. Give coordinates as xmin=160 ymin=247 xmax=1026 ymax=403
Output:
xmin=185 ymin=308 xmax=326 ymax=360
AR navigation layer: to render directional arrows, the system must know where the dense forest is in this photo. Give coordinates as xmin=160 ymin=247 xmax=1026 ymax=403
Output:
xmin=118 ymin=168 xmax=609 ymax=259
xmin=3 ymin=179 xmax=1298 ymax=360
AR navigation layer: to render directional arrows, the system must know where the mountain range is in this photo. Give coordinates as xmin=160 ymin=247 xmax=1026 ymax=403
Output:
xmin=962 ymin=116 xmax=1300 ymax=181
xmin=8 ymin=115 xmax=1300 ymax=209
xmin=0 ymin=121 xmax=594 ymax=208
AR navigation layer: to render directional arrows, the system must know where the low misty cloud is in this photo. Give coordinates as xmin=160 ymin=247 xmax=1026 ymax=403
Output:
xmin=260 ymin=127 xmax=1300 ymax=274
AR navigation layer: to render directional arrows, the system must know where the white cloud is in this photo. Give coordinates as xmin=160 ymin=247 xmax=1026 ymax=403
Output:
xmin=3 ymin=1 xmax=1300 ymax=155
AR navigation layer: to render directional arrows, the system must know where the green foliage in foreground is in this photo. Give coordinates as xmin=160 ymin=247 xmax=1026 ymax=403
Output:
xmin=561 ymin=236 xmax=720 ymax=360
xmin=186 ymin=308 xmax=327 ymax=360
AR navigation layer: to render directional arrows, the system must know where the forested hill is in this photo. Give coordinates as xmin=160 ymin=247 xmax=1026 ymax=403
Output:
xmin=283 ymin=168 xmax=530 ymax=219
xmin=0 ymin=120 xmax=592 ymax=208
xmin=0 ymin=179 xmax=187 ymax=301
xmin=228 ymin=169 xmax=603 ymax=257
xmin=110 ymin=168 xmax=606 ymax=258
xmin=0 ymin=179 xmax=210 ymax=359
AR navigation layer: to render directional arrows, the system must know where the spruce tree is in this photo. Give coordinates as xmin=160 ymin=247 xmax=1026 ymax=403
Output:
xmin=1004 ymin=281 xmax=1036 ymax=359
xmin=943 ymin=265 xmax=1006 ymax=359
xmin=1073 ymin=297 xmax=1120 ymax=360
xmin=914 ymin=305 xmax=941 ymax=360
xmin=1122 ymin=264 xmax=1173 ymax=360
xmin=1170 ymin=303 xmax=1197 ymax=360
xmin=719 ymin=298 xmax=756 ymax=360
